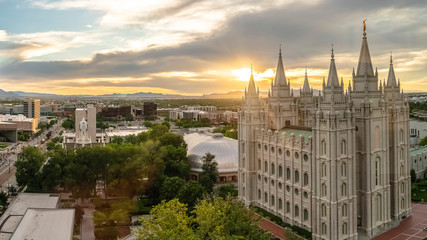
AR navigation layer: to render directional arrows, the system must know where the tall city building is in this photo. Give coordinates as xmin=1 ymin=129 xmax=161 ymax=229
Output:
xmin=23 ymin=99 xmax=40 ymax=121
xmin=238 ymin=26 xmax=411 ymax=239
xmin=75 ymin=104 xmax=96 ymax=144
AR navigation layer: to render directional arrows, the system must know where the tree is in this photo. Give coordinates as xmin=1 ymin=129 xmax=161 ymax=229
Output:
xmin=214 ymin=184 xmax=238 ymax=198
xmin=420 ymin=136 xmax=427 ymax=146
xmin=175 ymin=120 xmax=183 ymax=128
xmin=411 ymin=169 xmax=417 ymax=183
xmin=111 ymin=136 xmax=124 ymax=144
xmin=161 ymin=145 xmax=190 ymax=179
xmin=0 ymin=191 xmax=8 ymax=210
xmin=178 ymin=181 xmax=205 ymax=208
xmin=148 ymin=124 xmax=169 ymax=140
xmin=199 ymin=153 xmax=218 ymax=193
xmin=143 ymin=121 xmax=153 ymax=128
xmin=62 ymin=118 xmax=75 ymax=130
xmin=137 ymin=199 xmax=197 ymax=240
xmin=160 ymin=177 xmax=185 ymax=201
xmin=194 ymin=196 xmax=271 ymax=240
xmin=15 ymin=146 xmax=45 ymax=191
xmin=125 ymin=114 xmax=134 ymax=122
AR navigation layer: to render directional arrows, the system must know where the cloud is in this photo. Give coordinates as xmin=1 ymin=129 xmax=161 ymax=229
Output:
xmin=1 ymin=0 xmax=427 ymax=94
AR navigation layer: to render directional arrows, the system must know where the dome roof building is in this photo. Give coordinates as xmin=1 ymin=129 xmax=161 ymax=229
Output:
xmin=184 ymin=131 xmax=238 ymax=183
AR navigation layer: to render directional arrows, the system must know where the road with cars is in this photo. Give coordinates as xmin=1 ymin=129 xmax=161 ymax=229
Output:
xmin=0 ymin=119 xmax=63 ymax=192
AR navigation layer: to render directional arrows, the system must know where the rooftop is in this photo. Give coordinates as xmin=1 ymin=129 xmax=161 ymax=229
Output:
xmin=0 ymin=193 xmax=60 ymax=240
xmin=280 ymin=127 xmax=312 ymax=143
xmin=410 ymin=145 xmax=427 ymax=156
xmin=184 ymin=131 xmax=237 ymax=173
xmin=10 ymin=209 xmax=75 ymax=240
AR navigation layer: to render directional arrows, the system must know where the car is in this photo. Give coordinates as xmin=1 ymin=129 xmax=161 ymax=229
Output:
xmin=424 ymin=227 xmax=427 ymax=231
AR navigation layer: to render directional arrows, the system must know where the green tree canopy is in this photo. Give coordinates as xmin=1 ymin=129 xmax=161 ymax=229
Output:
xmin=199 ymin=153 xmax=218 ymax=193
xmin=178 ymin=181 xmax=205 ymax=208
xmin=15 ymin=146 xmax=45 ymax=191
xmin=194 ymin=196 xmax=271 ymax=240
xmin=160 ymin=177 xmax=185 ymax=201
xmin=137 ymin=199 xmax=197 ymax=240
xmin=419 ymin=135 xmax=427 ymax=146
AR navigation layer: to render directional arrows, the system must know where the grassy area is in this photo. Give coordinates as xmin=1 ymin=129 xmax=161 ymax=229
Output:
xmin=412 ymin=180 xmax=427 ymax=202
xmin=284 ymin=229 xmax=306 ymax=240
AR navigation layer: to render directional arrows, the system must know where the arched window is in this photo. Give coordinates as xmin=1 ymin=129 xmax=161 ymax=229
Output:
xmin=322 ymin=140 xmax=327 ymax=155
xmin=303 ymin=209 xmax=309 ymax=221
xmin=271 ymin=163 xmax=275 ymax=175
xmin=400 ymin=129 xmax=404 ymax=142
xmin=271 ymin=195 xmax=275 ymax=206
xmin=322 ymin=204 xmax=327 ymax=217
xmin=341 ymin=162 xmax=347 ymax=177
xmin=341 ymin=140 xmax=347 ymax=155
xmin=342 ymin=183 xmax=347 ymax=196
xmin=375 ymin=157 xmax=381 ymax=186
xmin=304 ymin=173 xmax=309 ymax=186
xmin=342 ymin=222 xmax=348 ymax=235
xmin=294 ymin=205 xmax=299 ymax=217
xmin=258 ymin=159 xmax=261 ymax=170
xmin=242 ymin=157 xmax=245 ymax=168
xmin=322 ymin=183 xmax=327 ymax=197
xmin=401 ymin=198 xmax=405 ymax=209
xmin=295 ymin=170 xmax=300 ymax=183
xmin=286 ymin=167 xmax=291 ymax=180
xmin=279 ymin=198 xmax=283 ymax=210
xmin=400 ymin=164 xmax=404 ymax=177
xmin=264 ymin=161 xmax=268 ymax=173
xmin=322 ymin=223 xmax=327 ymax=235
xmin=279 ymin=165 xmax=283 ymax=178
xmin=342 ymin=203 xmax=347 ymax=217
xmin=286 ymin=202 xmax=290 ymax=213
xmin=258 ymin=189 xmax=261 ymax=200
xmin=401 ymin=182 xmax=405 ymax=194
xmin=264 ymin=192 xmax=268 ymax=203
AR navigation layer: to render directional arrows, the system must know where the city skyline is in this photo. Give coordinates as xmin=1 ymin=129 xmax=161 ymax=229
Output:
xmin=1 ymin=0 xmax=426 ymax=96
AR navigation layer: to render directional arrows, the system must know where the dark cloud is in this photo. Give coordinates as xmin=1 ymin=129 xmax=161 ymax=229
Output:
xmin=1 ymin=0 xmax=426 ymax=93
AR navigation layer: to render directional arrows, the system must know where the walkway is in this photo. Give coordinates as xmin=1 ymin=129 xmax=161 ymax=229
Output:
xmin=254 ymin=213 xmax=287 ymax=239
xmin=373 ymin=202 xmax=427 ymax=240
xmin=81 ymin=206 xmax=95 ymax=240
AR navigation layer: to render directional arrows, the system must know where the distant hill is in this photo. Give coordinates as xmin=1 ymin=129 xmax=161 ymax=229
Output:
xmin=0 ymin=88 xmax=323 ymax=99
xmin=0 ymin=89 xmax=19 ymax=98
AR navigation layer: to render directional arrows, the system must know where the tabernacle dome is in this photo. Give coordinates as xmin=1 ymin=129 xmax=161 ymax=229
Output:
xmin=184 ymin=130 xmax=238 ymax=183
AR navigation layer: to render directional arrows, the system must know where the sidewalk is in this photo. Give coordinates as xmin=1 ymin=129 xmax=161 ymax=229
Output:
xmin=254 ymin=213 xmax=287 ymax=239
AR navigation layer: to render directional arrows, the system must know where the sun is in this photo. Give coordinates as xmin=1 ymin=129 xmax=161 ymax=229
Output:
xmin=231 ymin=68 xmax=275 ymax=81
xmin=231 ymin=68 xmax=252 ymax=81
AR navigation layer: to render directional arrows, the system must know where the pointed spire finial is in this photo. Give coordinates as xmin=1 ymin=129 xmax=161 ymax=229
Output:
xmin=279 ymin=44 xmax=282 ymax=57
xmin=363 ymin=19 xmax=367 ymax=36
xmin=390 ymin=51 xmax=393 ymax=64
xmin=331 ymin=44 xmax=334 ymax=59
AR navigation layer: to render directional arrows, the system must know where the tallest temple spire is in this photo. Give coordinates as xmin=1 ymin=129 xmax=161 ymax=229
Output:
xmin=356 ymin=20 xmax=374 ymax=77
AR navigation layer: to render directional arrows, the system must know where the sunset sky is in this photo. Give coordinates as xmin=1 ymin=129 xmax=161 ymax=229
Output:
xmin=0 ymin=0 xmax=426 ymax=96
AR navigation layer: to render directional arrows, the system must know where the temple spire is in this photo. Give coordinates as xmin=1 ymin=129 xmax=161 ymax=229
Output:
xmin=386 ymin=52 xmax=397 ymax=88
xmin=274 ymin=46 xmax=287 ymax=86
xmin=303 ymin=66 xmax=311 ymax=93
xmin=327 ymin=44 xmax=340 ymax=87
xmin=247 ymin=64 xmax=257 ymax=95
xmin=356 ymin=21 xmax=374 ymax=77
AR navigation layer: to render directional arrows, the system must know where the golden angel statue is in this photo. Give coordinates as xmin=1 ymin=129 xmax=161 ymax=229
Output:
xmin=363 ymin=19 xmax=367 ymax=32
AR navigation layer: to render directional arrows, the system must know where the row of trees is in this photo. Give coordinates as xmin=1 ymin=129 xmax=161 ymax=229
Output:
xmin=15 ymin=124 xmax=191 ymax=204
